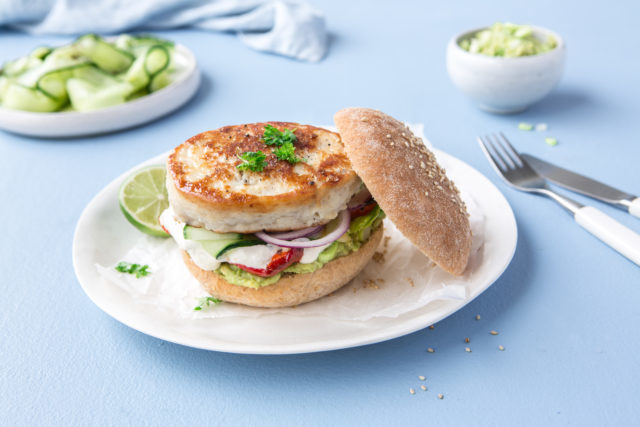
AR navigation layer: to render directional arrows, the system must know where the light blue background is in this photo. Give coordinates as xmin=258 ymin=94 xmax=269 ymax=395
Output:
xmin=2 ymin=1 xmax=639 ymax=425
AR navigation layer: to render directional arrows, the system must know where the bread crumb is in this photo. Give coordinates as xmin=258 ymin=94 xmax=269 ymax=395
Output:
xmin=363 ymin=279 xmax=379 ymax=290
xmin=372 ymin=251 xmax=385 ymax=264
xmin=405 ymin=277 xmax=414 ymax=287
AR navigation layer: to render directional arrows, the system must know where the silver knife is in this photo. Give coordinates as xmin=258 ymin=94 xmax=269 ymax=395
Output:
xmin=521 ymin=153 xmax=640 ymax=218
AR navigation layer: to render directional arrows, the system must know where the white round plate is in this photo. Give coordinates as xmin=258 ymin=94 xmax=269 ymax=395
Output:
xmin=72 ymin=150 xmax=517 ymax=354
xmin=0 ymin=44 xmax=199 ymax=138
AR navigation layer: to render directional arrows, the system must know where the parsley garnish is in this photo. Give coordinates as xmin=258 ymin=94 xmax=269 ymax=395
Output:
xmin=274 ymin=141 xmax=302 ymax=163
xmin=236 ymin=150 xmax=267 ymax=172
xmin=262 ymin=124 xmax=297 ymax=146
xmin=115 ymin=261 xmax=150 ymax=278
xmin=193 ymin=297 xmax=223 ymax=311
xmin=260 ymin=124 xmax=303 ymax=165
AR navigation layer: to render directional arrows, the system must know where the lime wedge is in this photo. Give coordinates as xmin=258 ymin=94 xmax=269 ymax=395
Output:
xmin=119 ymin=165 xmax=170 ymax=237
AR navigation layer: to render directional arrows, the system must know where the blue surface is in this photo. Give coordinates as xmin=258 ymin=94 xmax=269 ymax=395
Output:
xmin=2 ymin=1 xmax=639 ymax=425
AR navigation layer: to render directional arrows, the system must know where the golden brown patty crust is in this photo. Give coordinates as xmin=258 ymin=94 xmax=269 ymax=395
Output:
xmin=167 ymin=123 xmax=362 ymax=233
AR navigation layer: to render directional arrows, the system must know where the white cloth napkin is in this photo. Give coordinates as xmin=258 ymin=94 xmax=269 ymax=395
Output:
xmin=0 ymin=0 xmax=328 ymax=62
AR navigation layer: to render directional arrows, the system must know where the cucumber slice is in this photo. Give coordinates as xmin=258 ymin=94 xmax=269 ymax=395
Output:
xmin=200 ymin=238 xmax=265 ymax=259
xmin=2 ymin=56 xmax=43 ymax=77
xmin=75 ymin=34 xmax=134 ymax=73
xmin=144 ymin=45 xmax=170 ymax=77
xmin=149 ymin=70 xmax=171 ymax=92
xmin=123 ymin=54 xmax=149 ymax=91
xmin=2 ymin=84 xmax=62 ymax=112
xmin=124 ymin=45 xmax=170 ymax=92
xmin=184 ymin=225 xmax=265 ymax=258
xmin=66 ymin=78 xmax=133 ymax=111
xmin=42 ymin=45 xmax=85 ymax=69
xmin=114 ymin=34 xmax=135 ymax=51
xmin=30 ymin=46 xmax=52 ymax=60
xmin=37 ymin=63 xmax=120 ymax=101
xmin=116 ymin=34 xmax=174 ymax=54
xmin=183 ymin=225 xmax=242 ymax=241
xmin=36 ymin=63 xmax=89 ymax=100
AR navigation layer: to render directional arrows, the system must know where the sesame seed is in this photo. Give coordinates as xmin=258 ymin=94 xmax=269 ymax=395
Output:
xmin=427 ymin=348 xmax=435 ymax=353
xmin=499 ymin=345 xmax=505 ymax=351
xmin=418 ymin=376 xmax=426 ymax=381
xmin=420 ymin=162 xmax=426 ymax=169
xmin=402 ymin=132 xmax=406 ymax=137
xmin=360 ymin=117 xmax=368 ymax=121
xmin=438 ymin=394 xmax=444 ymax=400
xmin=421 ymin=385 xmax=427 ymax=391
xmin=464 ymin=337 xmax=470 ymax=343
xmin=465 ymin=347 xmax=471 ymax=353
xmin=390 ymin=142 xmax=394 ymax=146
xmin=409 ymin=165 xmax=414 ymax=169
xmin=490 ymin=330 xmax=499 ymax=335
xmin=410 ymin=388 xmax=415 ymax=395
xmin=475 ymin=315 xmax=481 ymax=320
xmin=404 ymin=141 xmax=409 ymax=147
xmin=386 ymin=134 xmax=391 ymax=138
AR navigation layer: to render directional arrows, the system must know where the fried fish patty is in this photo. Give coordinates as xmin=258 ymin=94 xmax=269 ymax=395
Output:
xmin=167 ymin=122 xmax=361 ymax=233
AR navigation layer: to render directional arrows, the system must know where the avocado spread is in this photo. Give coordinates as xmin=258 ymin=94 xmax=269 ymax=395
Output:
xmin=216 ymin=206 xmax=386 ymax=289
xmin=459 ymin=22 xmax=557 ymax=57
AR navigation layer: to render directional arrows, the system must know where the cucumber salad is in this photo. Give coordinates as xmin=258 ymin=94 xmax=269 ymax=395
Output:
xmin=0 ymin=34 xmax=177 ymax=112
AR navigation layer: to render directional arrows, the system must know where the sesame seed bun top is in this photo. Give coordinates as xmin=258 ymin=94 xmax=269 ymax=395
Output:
xmin=334 ymin=108 xmax=472 ymax=275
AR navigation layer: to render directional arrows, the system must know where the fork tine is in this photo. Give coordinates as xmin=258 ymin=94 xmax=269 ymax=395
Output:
xmin=489 ymin=133 xmax=517 ymax=170
xmin=497 ymin=132 xmax=524 ymax=168
xmin=477 ymin=135 xmax=507 ymax=172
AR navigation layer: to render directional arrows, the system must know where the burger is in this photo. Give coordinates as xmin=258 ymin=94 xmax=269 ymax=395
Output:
xmin=159 ymin=108 xmax=472 ymax=308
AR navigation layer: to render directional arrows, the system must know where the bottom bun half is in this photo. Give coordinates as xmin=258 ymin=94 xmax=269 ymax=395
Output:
xmin=183 ymin=226 xmax=384 ymax=308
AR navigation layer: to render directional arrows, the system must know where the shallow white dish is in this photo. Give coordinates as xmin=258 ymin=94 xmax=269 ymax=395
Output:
xmin=446 ymin=26 xmax=565 ymax=113
xmin=0 ymin=44 xmax=199 ymax=138
xmin=72 ymin=150 xmax=517 ymax=354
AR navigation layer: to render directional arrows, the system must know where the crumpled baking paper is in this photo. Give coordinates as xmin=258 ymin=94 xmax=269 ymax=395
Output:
xmin=96 ymin=124 xmax=485 ymax=321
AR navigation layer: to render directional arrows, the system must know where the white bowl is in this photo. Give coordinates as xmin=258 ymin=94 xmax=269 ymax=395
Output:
xmin=446 ymin=26 xmax=566 ymax=113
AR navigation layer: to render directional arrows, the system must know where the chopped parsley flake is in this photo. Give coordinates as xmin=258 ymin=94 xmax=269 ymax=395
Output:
xmin=237 ymin=151 xmax=267 ymax=172
xmin=194 ymin=297 xmax=223 ymax=311
xmin=545 ymin=137 xmax=558 ymax=146
xmin=262 ymin=124 xmax=297 ymax=146
xmin=260 ymin=124 xmax=303 ymax=165
xmin=274 ymin=141 xmax=302 ymax=164
xmin=518 ymin=122 xmax=533 ymax=131
xmin=115 ymin=261 xmax=150 ymax=278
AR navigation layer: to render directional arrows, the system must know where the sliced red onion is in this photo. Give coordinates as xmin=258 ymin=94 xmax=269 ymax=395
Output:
xmin=269 ymin=225 xmax=323 ymax=240
xmin=255 ymin=210 xmax=350 ymax=248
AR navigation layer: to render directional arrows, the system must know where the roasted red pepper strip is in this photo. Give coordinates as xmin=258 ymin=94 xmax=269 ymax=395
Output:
xmin=349 ymin=201 xmax=376 ymax=219
xmin=234 ymin=247 xmax=304 ymax=277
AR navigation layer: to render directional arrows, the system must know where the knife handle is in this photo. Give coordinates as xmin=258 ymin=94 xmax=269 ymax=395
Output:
xmin=574 ymin=206 xmax=640 ymax=266
xmin=630 ymin=198 xmax=640 ymax=218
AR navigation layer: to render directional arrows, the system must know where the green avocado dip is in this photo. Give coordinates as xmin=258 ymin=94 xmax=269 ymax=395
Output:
xmin=216 ymin=205 xmax=386 ymax=289
xmin=459 ymin=22 xmax=557 ymax=57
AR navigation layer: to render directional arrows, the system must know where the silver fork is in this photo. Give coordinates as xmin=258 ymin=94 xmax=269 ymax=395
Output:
xmin=478 ymin=133 xmax=640 ymax=266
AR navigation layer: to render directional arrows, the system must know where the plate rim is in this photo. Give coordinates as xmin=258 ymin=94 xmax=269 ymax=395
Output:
xmin=72 ymin=149 xmax=517 ymax=355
